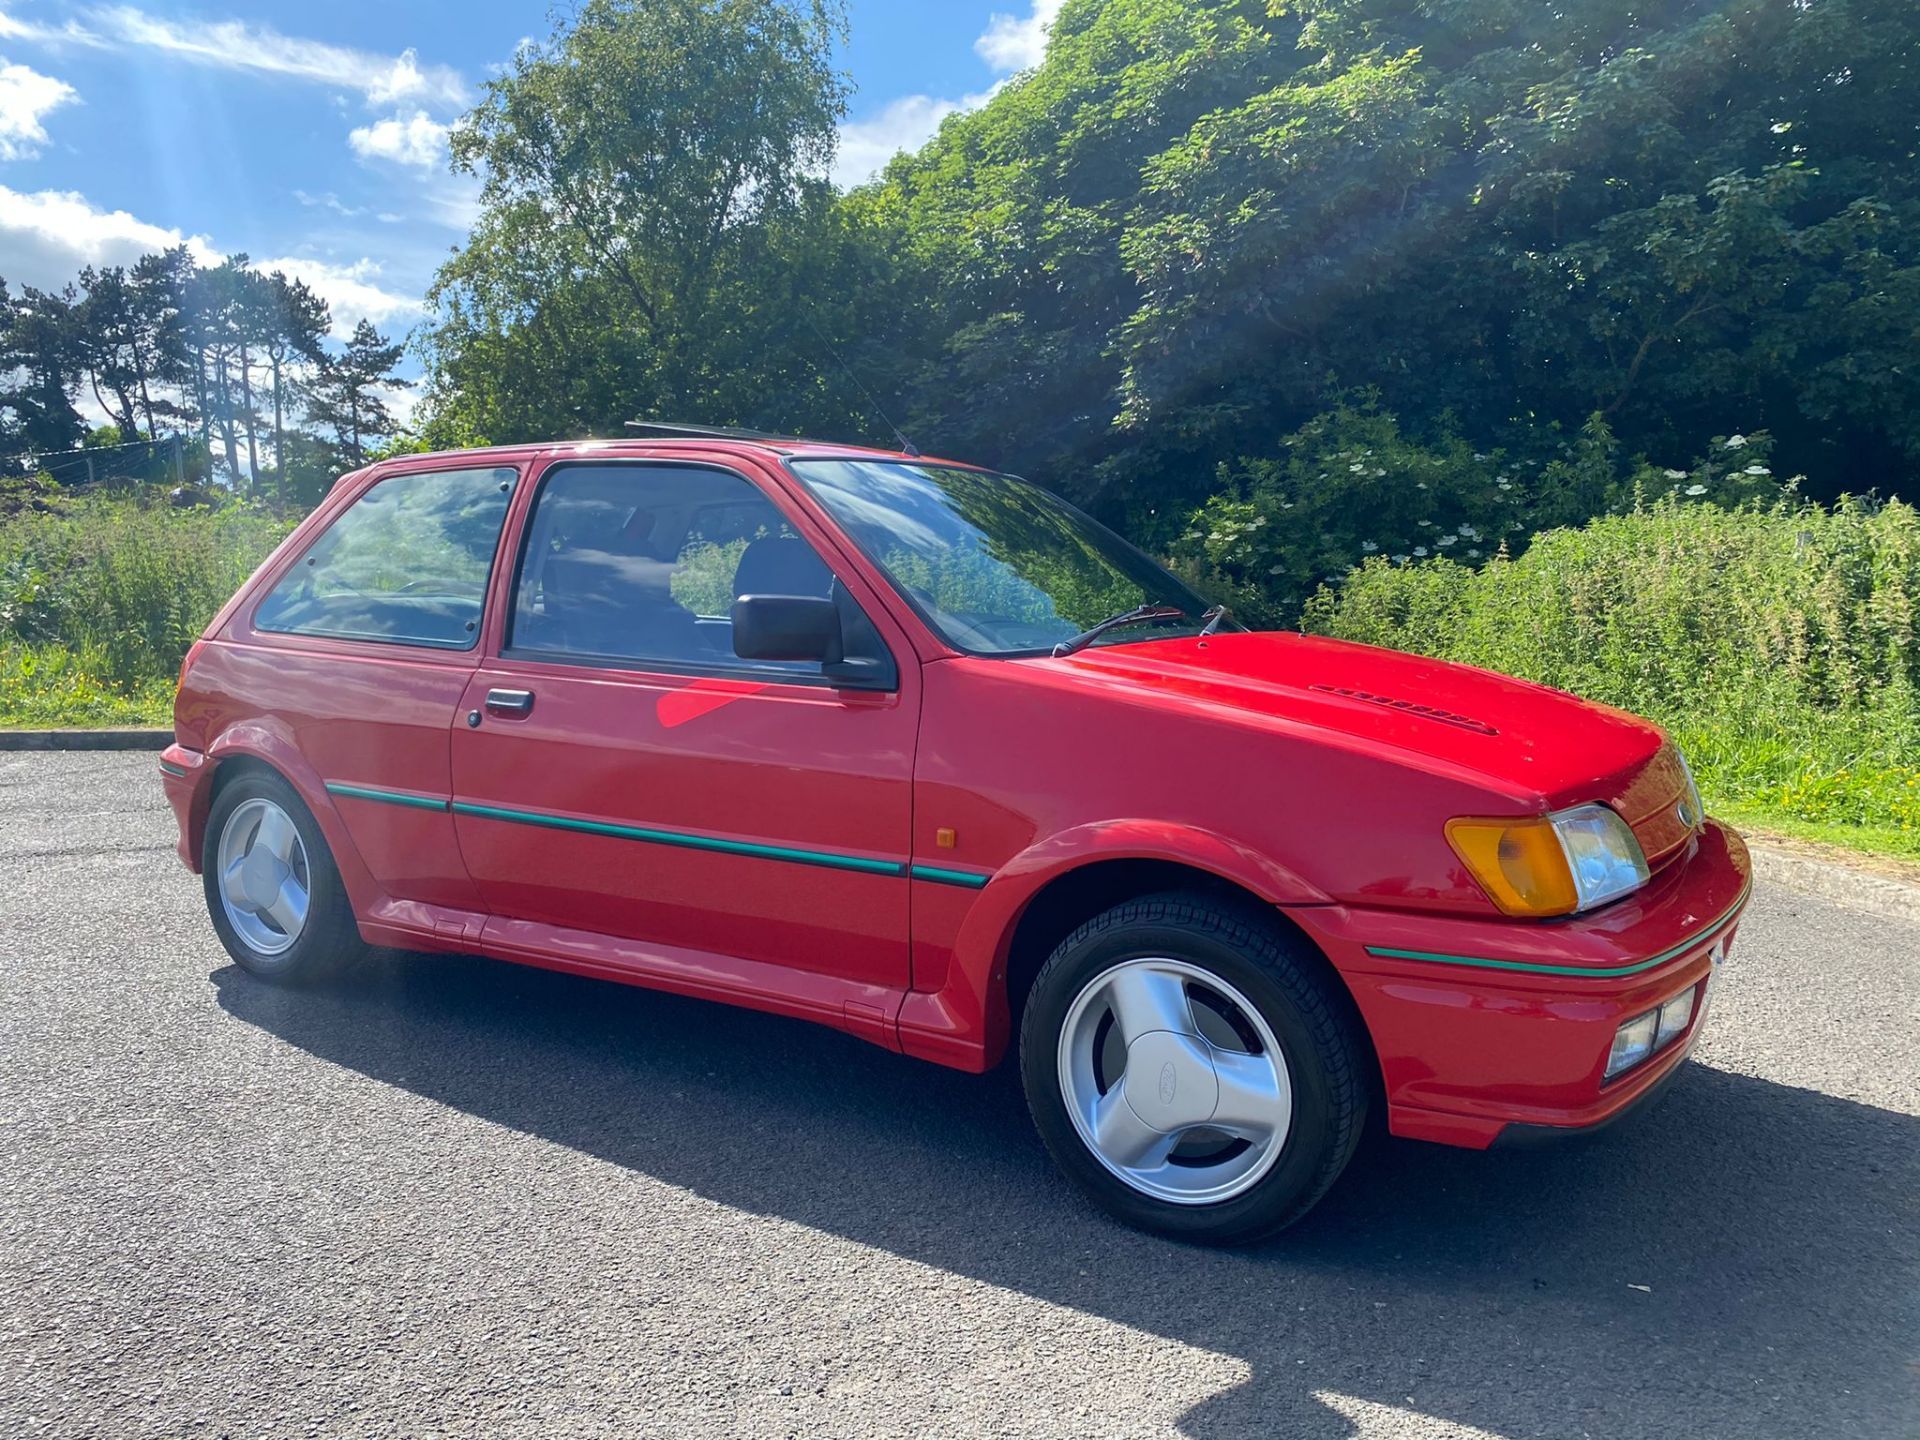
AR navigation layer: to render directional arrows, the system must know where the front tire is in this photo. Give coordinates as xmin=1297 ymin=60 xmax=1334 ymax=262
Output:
xmin=1019 ymin=893 xmax=1368 ymax=1244
xmin=202 ymin=769 xmax=367 ymax=983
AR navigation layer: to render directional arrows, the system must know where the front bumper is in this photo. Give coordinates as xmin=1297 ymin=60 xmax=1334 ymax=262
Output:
xmin=1292 ymin=819 xmax=1751 ymax=1149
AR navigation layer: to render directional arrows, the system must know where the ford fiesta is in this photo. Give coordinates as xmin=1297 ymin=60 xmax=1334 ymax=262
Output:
xmin=160 ymin=432 xmax=1751 ymax=1242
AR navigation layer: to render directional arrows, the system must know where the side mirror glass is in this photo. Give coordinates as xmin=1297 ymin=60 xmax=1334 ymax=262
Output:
xmin=731 ymin=594 xmax=843 ymax=664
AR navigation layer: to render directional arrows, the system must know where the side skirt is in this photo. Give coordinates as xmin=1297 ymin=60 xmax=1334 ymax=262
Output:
xmin=357 ymin=899 xmax=908 ymax=1054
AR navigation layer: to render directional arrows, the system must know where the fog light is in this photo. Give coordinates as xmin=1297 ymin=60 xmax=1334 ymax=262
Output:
xmin=1604 ymin=1011 xmax=1658 ymax=1079
xmin=1656 ymin=986 xmax=1698 ymax=1048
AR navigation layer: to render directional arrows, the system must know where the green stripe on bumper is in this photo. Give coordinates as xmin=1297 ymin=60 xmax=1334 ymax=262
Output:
xmin=1364 ymin=880 xmax=1751 ymax=979
xmin=158 ymin=760 xmax=189 ymax=778
xmin=326 ymin=782 xmax=452 ymax=813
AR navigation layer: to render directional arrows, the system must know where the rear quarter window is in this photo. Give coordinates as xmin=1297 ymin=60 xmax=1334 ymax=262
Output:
xmin=254 ymin=465 xmax=517 ymax=649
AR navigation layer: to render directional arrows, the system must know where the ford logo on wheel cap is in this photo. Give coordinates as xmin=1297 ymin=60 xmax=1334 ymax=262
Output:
xmin=1158 ymin=1062 xmax=1178 ymax=1105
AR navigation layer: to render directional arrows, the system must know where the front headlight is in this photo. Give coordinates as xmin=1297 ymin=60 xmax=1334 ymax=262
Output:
xmin=1447 ymin=803 xmax=1650 ymax=918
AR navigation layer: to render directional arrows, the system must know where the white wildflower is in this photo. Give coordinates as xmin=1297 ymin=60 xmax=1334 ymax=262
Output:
xmin=1412 ymin=546 xmax=1428 ymax=557
xmin=1744 ymin=465 xmax=1770 ymax=476
xmin=1664 ymin=469 xmax=1687 ymax=480
xmin=1685 ymin=484 xmax=1709 ymax=496
xmin=1724 ymin=434 xmax=1748 ymax=449
xmin=1360 ymin=541 xmax=1379 ymax=553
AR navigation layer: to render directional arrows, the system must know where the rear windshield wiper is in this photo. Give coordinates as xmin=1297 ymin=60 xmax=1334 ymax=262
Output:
xmin=1052 ymin=603 xmax=1190 ymax=658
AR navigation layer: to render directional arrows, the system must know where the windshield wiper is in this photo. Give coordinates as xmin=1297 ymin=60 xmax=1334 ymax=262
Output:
xmin=1199 ymin=604 xmax=1231 ymax=637
xmin=1052 ymin=603 xmax=1190 ymax=658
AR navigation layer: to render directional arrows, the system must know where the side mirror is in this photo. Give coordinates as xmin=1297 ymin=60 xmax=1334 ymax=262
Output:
xmin=731 ymin=594 xmax=844 ymax=664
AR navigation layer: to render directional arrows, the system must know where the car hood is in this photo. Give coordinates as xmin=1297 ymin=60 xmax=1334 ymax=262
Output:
xmin=1046 ymin=631 xmax=1685 ymax=832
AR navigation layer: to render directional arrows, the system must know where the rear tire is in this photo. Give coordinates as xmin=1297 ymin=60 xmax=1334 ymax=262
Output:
xmin=202 ymin=769 xmax=367 ymax=983
xmin=1019 ymin=892 xmax=1368 ymax=1244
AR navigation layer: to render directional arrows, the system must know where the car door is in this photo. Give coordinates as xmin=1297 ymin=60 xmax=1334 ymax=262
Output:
xmin=449 ymin=455 xmax=919 ymax=1018
xmin=234 ymin=460 xmax=521 ymax=920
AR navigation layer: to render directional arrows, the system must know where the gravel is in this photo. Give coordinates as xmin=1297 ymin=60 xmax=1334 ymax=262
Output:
xmin=2 ymin=752 xmax=1915 ymax=1439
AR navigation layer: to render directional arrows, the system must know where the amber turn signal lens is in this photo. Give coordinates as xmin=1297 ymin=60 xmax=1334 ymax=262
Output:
xmin=1445 ymin=816 xmax=1581 ymax=917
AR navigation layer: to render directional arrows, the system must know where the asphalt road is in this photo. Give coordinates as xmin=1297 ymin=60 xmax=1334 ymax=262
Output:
xmin=1 ymin=752 xmax=1915 ymax=1440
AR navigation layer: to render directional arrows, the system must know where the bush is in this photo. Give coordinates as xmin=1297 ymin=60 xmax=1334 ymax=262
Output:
xmin=1173 ymin=405 xmax=1783 ymax=626
xmin=1303 ymin=496 xmax=1920 ymax=845
xmin=0 ymin=492 xmax=293 ymax=713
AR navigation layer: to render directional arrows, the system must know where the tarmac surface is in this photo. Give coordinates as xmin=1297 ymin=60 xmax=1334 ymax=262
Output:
xmin=2 ymin=751 xmax=1915 ymax=1438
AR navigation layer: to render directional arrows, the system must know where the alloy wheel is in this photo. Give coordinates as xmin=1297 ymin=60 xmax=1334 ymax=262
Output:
xmin=1056 ymin=957 xmax=1294 ymax=1205
xmin=214 ymin=797 xmax=312 ymax=957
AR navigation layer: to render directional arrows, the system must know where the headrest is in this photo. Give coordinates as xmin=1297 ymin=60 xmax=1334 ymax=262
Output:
xmin=733 ymin=536 xmax=831 ymax=599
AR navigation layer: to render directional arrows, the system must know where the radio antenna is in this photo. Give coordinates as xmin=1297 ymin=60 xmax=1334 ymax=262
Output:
xmin=802 ymin=307 xmax=920 ymax=457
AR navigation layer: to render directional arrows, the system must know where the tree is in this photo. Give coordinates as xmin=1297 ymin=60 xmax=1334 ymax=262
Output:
xmin=260 ymin=271 xmax=330 ymax=500
xmin=421 ymin=0 xmax=851 ymax=440
xmin=305 ymin=320 xmax=407 ymax=466
xmin=0 ymin=281 xmax=86 ymax=460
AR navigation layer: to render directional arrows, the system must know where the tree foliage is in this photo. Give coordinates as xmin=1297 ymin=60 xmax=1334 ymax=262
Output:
xmin=0 ymin=250 xmax=408 ymax=507
xmin=418 ymin=0 xmax=1920 ymax=618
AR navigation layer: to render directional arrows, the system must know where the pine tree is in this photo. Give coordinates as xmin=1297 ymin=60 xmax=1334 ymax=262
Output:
xmin=305 ymin=320 xmax=407 ymax=466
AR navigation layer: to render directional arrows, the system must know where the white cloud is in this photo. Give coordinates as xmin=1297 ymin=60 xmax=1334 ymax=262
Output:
xmin=84 ymin=6 xmax=467 ymax=109
xmin=0 ymin=183 xmax=215 ymax=287
xmin=975 ymin=0 xmax=1064 ymax=73
xmin=252 ymin=255 xmax=423 ymax=338
xmin=0 ymin=8 xmax=103 ymax=47
xmin=831 ymin=3 xmax=1063 ymax=188
xmin=832 ymin=94 xmax=963 ymax=189
xmin=0 ymin=58 xmax=73 ymax=159
xmin=0 ymin=185 xmax=420 ymax=340
xmin=348 ymin=110 xmax=449 ymax=170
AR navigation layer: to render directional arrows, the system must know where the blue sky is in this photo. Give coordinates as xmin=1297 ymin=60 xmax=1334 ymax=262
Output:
xmin=0 ymin=0 xmax=1060 ymax=412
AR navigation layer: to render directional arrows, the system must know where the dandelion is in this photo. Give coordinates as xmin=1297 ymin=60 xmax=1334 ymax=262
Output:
xmin=1686 ymin=484 xmax=1708 ymax=496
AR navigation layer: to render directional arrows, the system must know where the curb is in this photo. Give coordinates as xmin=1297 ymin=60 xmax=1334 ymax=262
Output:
xmin=0 ymin=729 xmax=171 ymax=751
xmin=1747 ymin=844 xmax=1920 ymax=929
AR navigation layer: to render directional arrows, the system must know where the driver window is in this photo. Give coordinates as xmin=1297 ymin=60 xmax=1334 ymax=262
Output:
xmin=508 ymin=463 xmax=884 ymax=677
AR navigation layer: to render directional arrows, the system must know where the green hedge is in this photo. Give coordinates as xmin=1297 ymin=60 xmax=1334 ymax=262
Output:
xmin=1303 ymin=497 xmax=1920 ymax=850
xmin=1 ymin=489 xmax=293 ymax=725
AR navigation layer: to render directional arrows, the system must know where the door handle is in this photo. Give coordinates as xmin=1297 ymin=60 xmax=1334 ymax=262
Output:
xmin=485 ymin=688 xmax=535 ymax=718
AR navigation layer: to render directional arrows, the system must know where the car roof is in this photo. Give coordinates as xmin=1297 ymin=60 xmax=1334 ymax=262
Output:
xmin=368 ymin=436 xmax=982 ymax=471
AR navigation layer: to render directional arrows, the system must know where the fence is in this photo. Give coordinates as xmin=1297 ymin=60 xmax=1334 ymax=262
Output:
xmin=16 ymin=435 xmax=189 ymax=490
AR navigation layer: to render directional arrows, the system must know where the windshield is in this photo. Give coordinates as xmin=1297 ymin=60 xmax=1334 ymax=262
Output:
xmin=789 ymin=459 xmax=1223 ymax=656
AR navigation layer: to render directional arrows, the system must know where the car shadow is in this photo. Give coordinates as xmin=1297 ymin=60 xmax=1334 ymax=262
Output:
xmin=214 ymin=951 xmax=1918 ymax=1439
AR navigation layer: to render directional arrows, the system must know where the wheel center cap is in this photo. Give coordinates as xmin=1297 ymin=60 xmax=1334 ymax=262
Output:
xmin=1121 ymin=1030 xmax=1219 ymax=1132
xmin=241 ymin=850 xmax=285 ymax=910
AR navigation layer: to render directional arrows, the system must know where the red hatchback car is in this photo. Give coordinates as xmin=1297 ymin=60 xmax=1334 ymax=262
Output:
xmin=161 ymin=435 xmax=1751 ymax=1241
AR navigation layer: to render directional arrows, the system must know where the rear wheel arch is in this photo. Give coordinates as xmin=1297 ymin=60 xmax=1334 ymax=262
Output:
xmin=200 ymin=733 xmax=380 ymax=915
